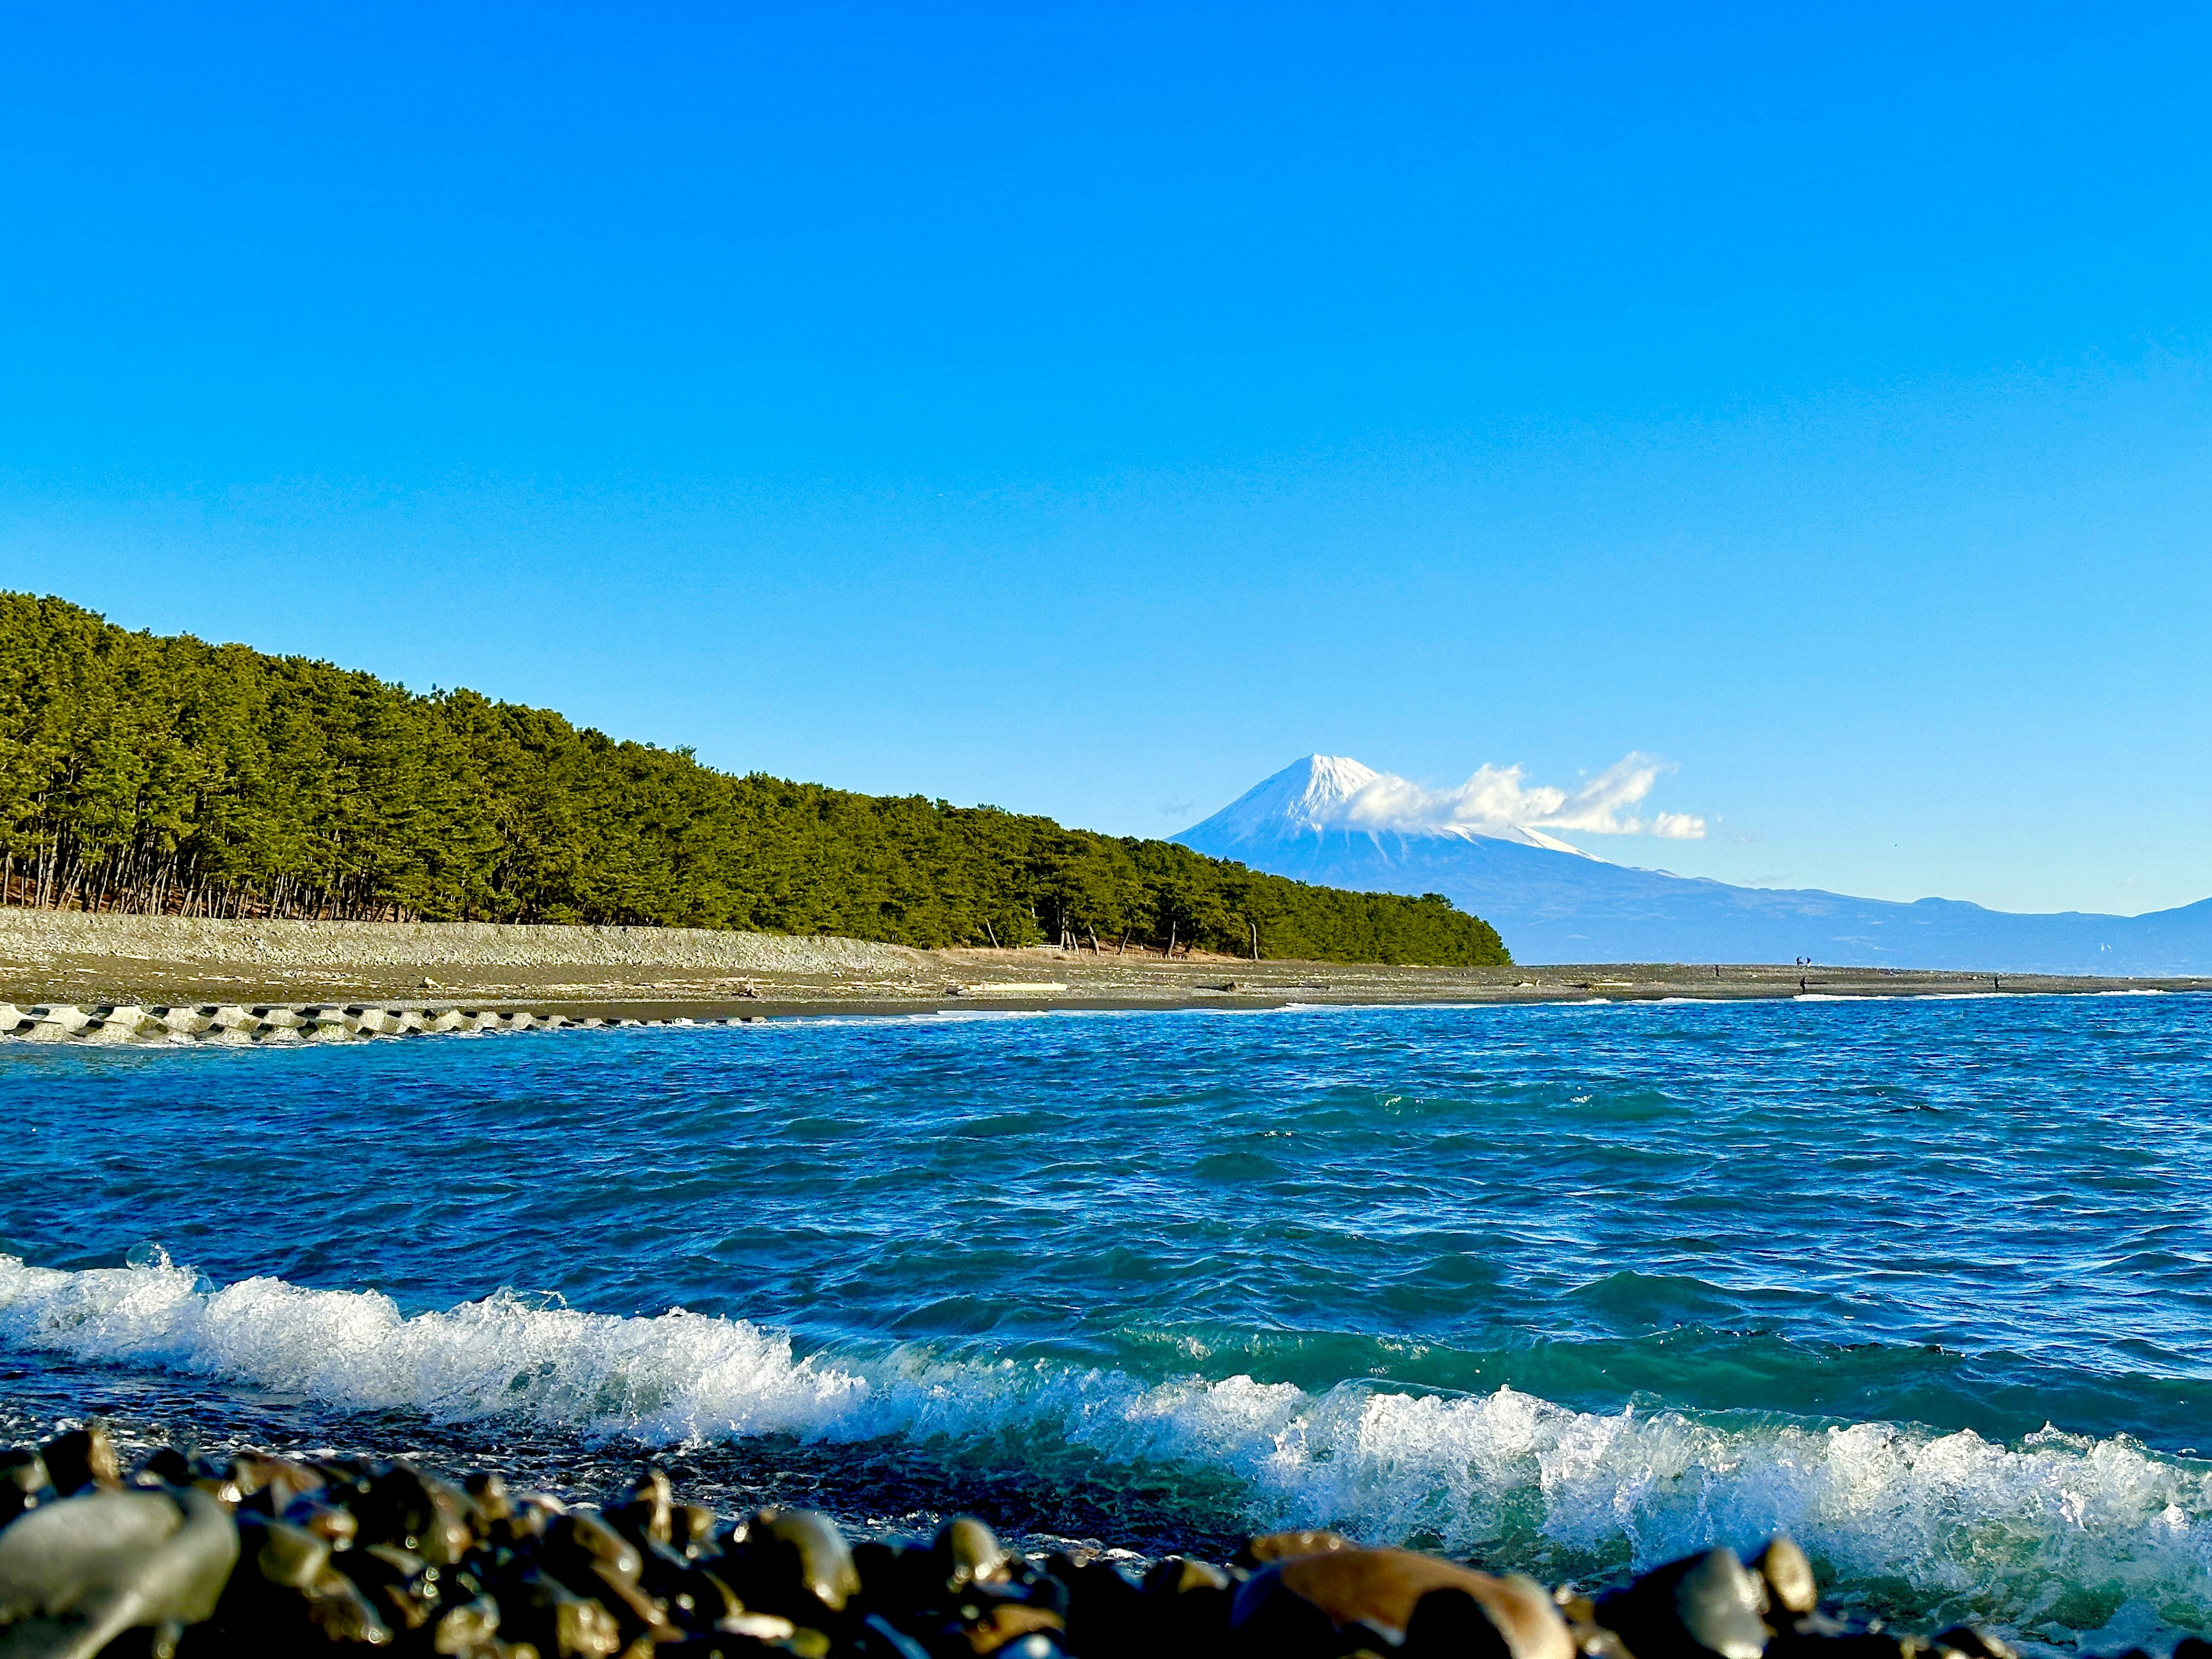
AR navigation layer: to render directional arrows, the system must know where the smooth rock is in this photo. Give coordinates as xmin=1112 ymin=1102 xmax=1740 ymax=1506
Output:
xmin=609 ymin=1469 xmax=675 ymax=1548
xmin=38 ymin=1431 xmax=118 ymax=1498
xmin=1752 ymin=1538 xmax=1818 ymax=1619
xmin=249 ymin=1517 xmax=329 ymax=1591
xmin=1596 ymin=1548 xmax=1770 ymax=1659
xmin=357 ymin=1465 xmax=474 ymax=1566
xmin=507 ymin=1568 xmax=620 ymax=1658
xmin=1233 ymin=1548 xmax=1572 ymax=1659
xmin=431 ymin=1593 xmax=500 ymax=1653
xmin=460 ymin=1472 xmax=511 ymax=1526
xmin=0 ymin=1487 xmax=238 ymax=1659
xmin=546 ymin=1511 xmax=641 ymax=1587
xmin=729 ymin=1508 xmax=859 ymax=1617
xmin=281 ymin=1496 xmax=359 ymax=1552
xmin=342 ymin=1541 xmax=440 ymax=1631
xmin=936 ymin=1516 xmax=1007 ymax=1588
xmin=1238 ymin=1529 xmax=1352 ymax=1567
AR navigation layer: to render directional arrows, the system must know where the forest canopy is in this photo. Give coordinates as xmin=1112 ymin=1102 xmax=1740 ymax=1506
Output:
xmin=0 ymin=594 xmax=1510 ymax=966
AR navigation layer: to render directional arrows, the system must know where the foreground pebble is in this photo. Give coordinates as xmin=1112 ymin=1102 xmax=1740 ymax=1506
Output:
xmin=4 ymin=1424 xmax=2207 ymax=1659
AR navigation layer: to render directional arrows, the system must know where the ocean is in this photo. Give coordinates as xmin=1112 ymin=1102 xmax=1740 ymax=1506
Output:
xmin=2 ymin=993 xmax=2208 ymax=1650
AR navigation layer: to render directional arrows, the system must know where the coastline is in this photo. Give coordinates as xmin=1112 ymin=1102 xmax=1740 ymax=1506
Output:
xmin=1 ymin=909 xmax=2205 ymax=1025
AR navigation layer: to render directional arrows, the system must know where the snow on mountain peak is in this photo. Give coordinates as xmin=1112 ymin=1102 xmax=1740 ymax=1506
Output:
xmin=1179 ymin=754 xmax=1601 ymax=858
xmin=1243 ymin=755 xmax=1381 ymax=831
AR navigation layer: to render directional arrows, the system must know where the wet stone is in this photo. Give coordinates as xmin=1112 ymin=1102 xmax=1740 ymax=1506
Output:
xmin=40 ymin=1426 xmax=122 ymax=1497
xmin=1236 ymin=1528 xmax=1352 ymax=1568
xmin=460 ymin=1471 xmax=512 ymax=1526
xmin=608 ymin=1467 xmax=675 ymax=1549
xmin=1596 ymin=1547 xmax=1771 ymax=1659
xmin=1230 ymin=1547 xmax=1571 ymax=1659
xmin=359 ymin=1464 xmax=476 ymax=1565
xmin=6 ymin=1427 xmax=2210 ymax=1659
xmin=939 ymin=1516 xmax=1010 ymax=1588
xmin=1752 ymin=1539 xmax=1818 ymax=1620
xmin=249 ymin=1516 xmax=330 ymax=1590
xmin=0 ymin=1487 xmax=240 ymax=1656
xmin=728 ymin=1506 xmax=861 ymax=1618
xmin=283 ymin=1494 xmax=361 ymax=1552
xmin=431 ymin=1591 xmax=501 ymax=1653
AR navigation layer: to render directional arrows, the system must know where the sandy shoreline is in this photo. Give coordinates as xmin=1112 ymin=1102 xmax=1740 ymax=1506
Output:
xmin=1 ymin=909 xmax=2204 ymax=1022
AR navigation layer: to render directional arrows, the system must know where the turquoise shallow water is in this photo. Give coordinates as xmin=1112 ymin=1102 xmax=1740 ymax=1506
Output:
xmin=2 ymin=994 xmax=2210 ymax=1646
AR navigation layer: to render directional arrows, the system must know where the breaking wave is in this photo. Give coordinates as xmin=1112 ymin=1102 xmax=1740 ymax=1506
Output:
xmin=3 ymin=1251 xmax=2208 ymax=1642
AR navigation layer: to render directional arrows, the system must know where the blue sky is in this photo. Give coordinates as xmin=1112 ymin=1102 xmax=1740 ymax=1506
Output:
xmin=2 ymin=3 xmax=2206 ymax=915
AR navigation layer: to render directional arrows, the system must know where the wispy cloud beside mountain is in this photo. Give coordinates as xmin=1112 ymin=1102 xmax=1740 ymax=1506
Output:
xmin=1344 ymin=753 xmax=1706 ymax=840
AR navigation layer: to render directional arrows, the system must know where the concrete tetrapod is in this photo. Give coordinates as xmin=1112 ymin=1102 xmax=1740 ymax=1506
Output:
xmin=1 ymin=1002 xmax=619 ymax=1047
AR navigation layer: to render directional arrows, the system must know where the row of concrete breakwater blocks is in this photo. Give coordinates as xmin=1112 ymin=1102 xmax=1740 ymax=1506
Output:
xmin=0 ymin=1003 xmax=731 ymax=1044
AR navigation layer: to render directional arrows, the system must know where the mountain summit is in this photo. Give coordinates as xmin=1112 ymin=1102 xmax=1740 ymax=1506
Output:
xmin=1187 ymin=754 xmax=1593 ymax=855
xmin=1176 ymin=755 xmax=2212 ymax=974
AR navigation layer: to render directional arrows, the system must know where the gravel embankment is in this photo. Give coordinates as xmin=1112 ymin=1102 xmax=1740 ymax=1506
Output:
xmin=0 ymin=910 xmax=929 ymax=976
xmin=3 ymin=910 xmax=2207 ymax=1022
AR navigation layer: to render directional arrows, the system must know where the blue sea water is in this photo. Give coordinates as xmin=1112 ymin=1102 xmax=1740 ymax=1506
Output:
xmin=3 ymin=993 xmax=2210 ymax=1647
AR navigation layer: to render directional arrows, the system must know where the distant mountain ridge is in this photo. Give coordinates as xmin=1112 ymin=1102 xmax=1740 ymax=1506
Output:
xmin=1176 ymin=756 xmax=2212 ymax=974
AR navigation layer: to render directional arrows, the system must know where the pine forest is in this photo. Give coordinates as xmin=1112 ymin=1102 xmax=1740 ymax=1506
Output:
xmin=0 ymin=594 xmax=1510 ymax=967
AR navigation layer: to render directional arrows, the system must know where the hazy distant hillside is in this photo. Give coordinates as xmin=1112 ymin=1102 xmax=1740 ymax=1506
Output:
xmin=0 ymin=597 xmax=1508 ymax=967
xmin=1179 ymin=756 xmax=2212 ymax=974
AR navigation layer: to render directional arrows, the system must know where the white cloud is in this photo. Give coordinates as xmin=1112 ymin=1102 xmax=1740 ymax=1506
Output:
xmin=1341 ymin=752 xmax=1706 ymax=840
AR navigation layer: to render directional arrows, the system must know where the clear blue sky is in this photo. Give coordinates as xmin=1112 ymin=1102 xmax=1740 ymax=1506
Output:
xmin=2 ymin=3 xmax=2206 ymax=915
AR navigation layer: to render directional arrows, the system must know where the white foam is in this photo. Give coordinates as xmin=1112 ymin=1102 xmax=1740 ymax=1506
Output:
xmin=3 ymin=1252 xmax=2207 ymax=1637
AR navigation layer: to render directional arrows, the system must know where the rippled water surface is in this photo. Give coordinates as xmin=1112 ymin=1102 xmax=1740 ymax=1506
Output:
xmin=4 ymin=994 xmax=2210 ymax=1646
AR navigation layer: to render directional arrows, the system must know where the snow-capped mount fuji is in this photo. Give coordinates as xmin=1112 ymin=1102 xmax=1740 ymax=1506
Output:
xmin=1175 ymin=756 xmax=2212 ymax=973
xmin=1194 ymin=753 xmax=1595 ymax=856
